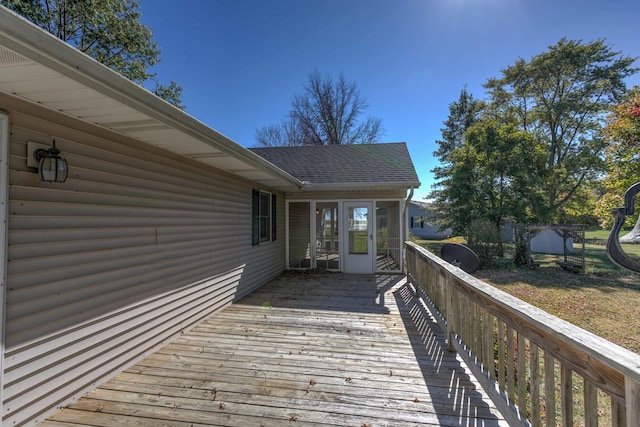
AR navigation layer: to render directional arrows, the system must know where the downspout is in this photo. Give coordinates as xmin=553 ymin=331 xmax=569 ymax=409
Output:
xmin=402 ymin=188 xmax=415 ymax=274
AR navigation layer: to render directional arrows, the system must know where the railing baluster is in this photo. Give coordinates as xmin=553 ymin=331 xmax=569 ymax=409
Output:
xmin=457 ymin=293 xmax=463 ymax=342
xmin=419 ymin=253 xmax=426 ymax=293
xmin=530 ymin=343 xmax=541 ymax=427
xmin=469 ymin=298 xmax=476 ymax=353
xmin=457 ymin=290 xmax=465 ymax=345
xmin=611 ymin=396 xmax=626 ymax=427
xmin=625 ymin=376 xmax=639 ymax=427
xmin=459 ymin=290 xmax=467 ymax=347
xmin=437 ymin=269 xmax=444 ymax=314
xmin=446 ymin=275 xmax=457 ymax=353
xmin=431 ymin=267 xmax=436 ymax=306
xmin=483 ymin=312 xmax=494 ymax=377
xmin=459 ymin=289 xmax=467 ymax=347
xmin=468 ymin=295 xmax=474 ymax=350
xmin=480 ymin=305 xmax=486 ymax=360
xmin=544 ymin=352 xmax=556 ymax=427
xmin=584 ymin=378 xmax=598 ymax=427
xmin=498 ymin=320 xmax=506 ymax=389
xmin=560 ymin=364 xmax=573 ymax=427
xmin=468 ymin=295 xmax=475 ymax=351
xmin=474 ymin=301 xmax=482 ymax=361
xmin=469 ymin=296 xmax=476 ymax=352
xmin=429 ymin=267 xmax=436 ymax=309
xmin=507 ymin=326 xmax=516 ymax=403
xmin=518 ymin=333 xmax=527 ymax=418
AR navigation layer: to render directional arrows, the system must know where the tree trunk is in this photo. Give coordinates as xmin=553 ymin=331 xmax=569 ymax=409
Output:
xmin=619 ymin=215 xmax=640 ymax=243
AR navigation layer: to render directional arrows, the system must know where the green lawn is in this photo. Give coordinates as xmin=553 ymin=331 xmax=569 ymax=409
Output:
xmin=415 ymin=230 xmax=640 ymax=354
xmin=350 ymin=231 xmax=369 ymax=254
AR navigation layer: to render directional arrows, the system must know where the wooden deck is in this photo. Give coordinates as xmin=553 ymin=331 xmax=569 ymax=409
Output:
xmin=42 ymin=273 xmax=508 ymax=427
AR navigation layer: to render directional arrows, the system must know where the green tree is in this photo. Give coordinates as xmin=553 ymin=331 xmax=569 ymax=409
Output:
xmin=450 ymin=119 xmax=538 ymax=250
xmin=429 ymin=87 xmax=484 ymax=233
xmin=2 ymin=0 xmax=184 ymax=108
xmin=595 ymin=87 xmax=640 ymax=240
xmin=255 ymin=71 xmax=383 ymax=146
xmin=432 ymin=87 xmax=484 ymax=185
xmin=152 ymin=81 xmax=185 ymax=110
xmin=484 ymin=38 xmax=637 ymax=222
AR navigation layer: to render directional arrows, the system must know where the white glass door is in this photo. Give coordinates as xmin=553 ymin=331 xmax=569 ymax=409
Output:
xmin=342 ymin=201 xmax=374 ymax=274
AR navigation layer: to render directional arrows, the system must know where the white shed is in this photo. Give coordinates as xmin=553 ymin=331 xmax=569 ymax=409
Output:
xmin=530 ymin=228 xmax=573 ymax=254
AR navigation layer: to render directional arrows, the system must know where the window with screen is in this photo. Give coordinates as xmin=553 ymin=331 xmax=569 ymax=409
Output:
xmin=252 ymin=189 xmax=276 ymax=245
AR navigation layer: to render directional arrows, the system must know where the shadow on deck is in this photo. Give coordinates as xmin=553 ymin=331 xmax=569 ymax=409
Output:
xmin=43 ymin=273 xmax=507 ymax=426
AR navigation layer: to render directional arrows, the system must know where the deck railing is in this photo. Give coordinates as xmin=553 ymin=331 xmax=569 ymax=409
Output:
xmin=405 ymin=241 xmax=640 ymax=427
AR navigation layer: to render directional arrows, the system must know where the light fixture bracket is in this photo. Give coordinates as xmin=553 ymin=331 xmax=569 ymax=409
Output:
xmin=26 ymin=141 xmax=51 ymax=168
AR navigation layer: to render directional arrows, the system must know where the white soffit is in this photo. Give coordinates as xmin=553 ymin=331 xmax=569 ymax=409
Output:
xmin=0 ymin=10 xmax=302 ymax=192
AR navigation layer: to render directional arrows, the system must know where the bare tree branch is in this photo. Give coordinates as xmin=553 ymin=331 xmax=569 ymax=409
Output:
xmin=256 ymin=71 xmax=384 ymax=146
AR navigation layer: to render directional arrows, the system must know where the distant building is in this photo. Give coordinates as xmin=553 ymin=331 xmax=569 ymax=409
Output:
xmin=408 ymin=201 xmax=452 ymax=239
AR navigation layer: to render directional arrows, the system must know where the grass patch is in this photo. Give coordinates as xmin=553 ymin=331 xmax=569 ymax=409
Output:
xmin=415 ymin=231 xmax=640 ymax=354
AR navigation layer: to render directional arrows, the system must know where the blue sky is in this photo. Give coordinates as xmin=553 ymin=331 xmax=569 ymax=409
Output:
xmin=139 ymin=0 xmax=640 ymax=200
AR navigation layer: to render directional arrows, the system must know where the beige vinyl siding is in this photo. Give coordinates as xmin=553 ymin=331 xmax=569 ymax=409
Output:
xmin=3 ymin=100 xmax=285 ymax=426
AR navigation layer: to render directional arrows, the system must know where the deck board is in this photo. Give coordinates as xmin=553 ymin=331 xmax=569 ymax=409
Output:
xmin=42 ymin=273 xmax=508 ymax=426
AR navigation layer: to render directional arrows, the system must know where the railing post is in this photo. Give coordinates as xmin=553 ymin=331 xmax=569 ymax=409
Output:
xmin=628 ymin=376 xmax=640 ymax=427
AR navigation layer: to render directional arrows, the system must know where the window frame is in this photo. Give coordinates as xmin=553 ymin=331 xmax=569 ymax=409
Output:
xmin=252 ymin=189 xmax=276 ymax=245
xmin=259 ymin=191 xmax=271 ymax=243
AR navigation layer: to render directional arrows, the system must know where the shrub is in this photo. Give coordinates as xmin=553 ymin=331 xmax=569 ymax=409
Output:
xmin=466 ymin=219 xmax=503 ymax=267
xmin=513 ymin=233 xmax=528 ymax=267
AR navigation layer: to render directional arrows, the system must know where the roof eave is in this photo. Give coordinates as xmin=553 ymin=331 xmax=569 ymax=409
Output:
xmin=300 ymin=181 xmax=421 ymax=192
xmin=0 ymin=6 xmax=303 ymax=192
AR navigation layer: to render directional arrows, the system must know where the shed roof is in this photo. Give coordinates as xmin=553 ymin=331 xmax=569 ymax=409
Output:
xmin=250 ymin=143 xmax=421 ymax=191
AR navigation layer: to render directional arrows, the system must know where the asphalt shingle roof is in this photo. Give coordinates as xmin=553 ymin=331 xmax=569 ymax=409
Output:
xmin=250 ymin=143 xmax=420 ymax=187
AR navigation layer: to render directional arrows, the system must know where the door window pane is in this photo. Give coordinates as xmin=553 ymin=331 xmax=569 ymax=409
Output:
xmin=348 ymin=207 xmax=368 ymax=254
xmin=259 ymin=191 xmax=271 ymax=242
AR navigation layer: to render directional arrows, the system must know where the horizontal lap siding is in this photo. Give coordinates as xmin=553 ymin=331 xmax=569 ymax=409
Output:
xmin=3 ymin=107 xmax=285 ymax=426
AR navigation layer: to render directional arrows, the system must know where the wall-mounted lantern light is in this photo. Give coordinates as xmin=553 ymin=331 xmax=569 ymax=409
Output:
xmin=30 ymin=140 xmax=68 ymax=183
